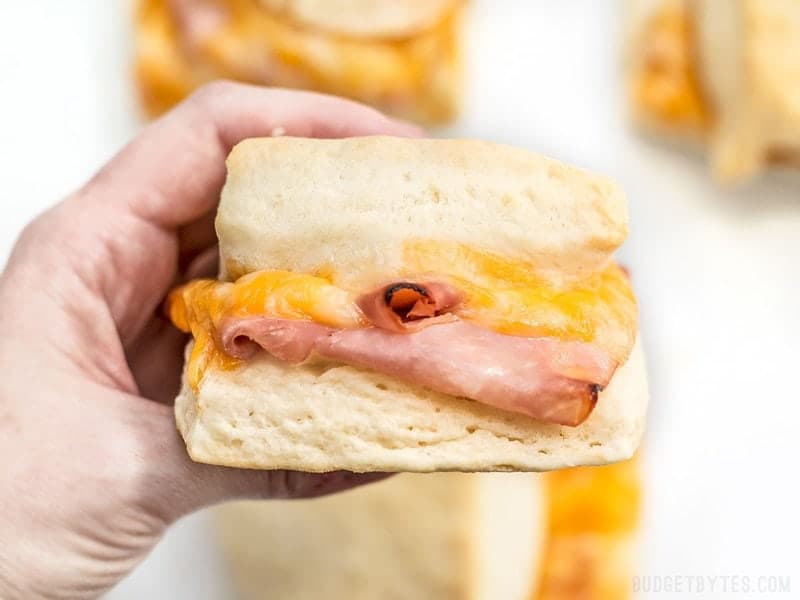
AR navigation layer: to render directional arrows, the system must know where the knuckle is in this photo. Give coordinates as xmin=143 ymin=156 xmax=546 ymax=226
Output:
xmin=188 ymin=80 xmax=240 ymax=110
xmin=16 ymin=205 xmax=58 ymax=247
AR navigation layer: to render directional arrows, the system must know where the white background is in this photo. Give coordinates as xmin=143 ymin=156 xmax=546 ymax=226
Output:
xmin=1 ymin=2 xmax=798 ymax=598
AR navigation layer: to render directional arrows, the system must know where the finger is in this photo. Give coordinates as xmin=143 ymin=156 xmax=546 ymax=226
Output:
xmin=84 ymin=82 xmax=425 ymax=229
xmin=181 ymin=244 xmax=219 ymax=280
xmin=125 ymin=317 xmax=187 ymax=403
xmin=177 ymin=210 xmax=218 ymax=270
xmin=125 ymin=246 xmax=219 ymax=401
xmin=218 ymin=470 xmax=394 ymax=502
xmin=68 ymin=83 xmax=423 ymax=344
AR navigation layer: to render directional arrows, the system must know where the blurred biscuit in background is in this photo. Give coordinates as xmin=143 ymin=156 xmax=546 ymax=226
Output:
xmin=535 ymin=456 xmax=641 ymax=600
xmin=216 ymin=473 xmax=544 ymax=600
xmin=215 ymin=458 xmax=642 ymax=599
xmin=134 ymin=0 xmax=464 ymax=125
xmin=626 ymin=0 xmax=800 ymax=183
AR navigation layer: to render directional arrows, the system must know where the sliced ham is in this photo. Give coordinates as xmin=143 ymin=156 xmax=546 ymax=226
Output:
xmin=219 ymin=317 xmax=329 ymax=363
xmin=217 ymin=316 xmax=616 ymax=427
xmin=356 ymin=281 xmax=463 ymax=333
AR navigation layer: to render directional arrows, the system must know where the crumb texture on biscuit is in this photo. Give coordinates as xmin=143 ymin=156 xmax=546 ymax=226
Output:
xmin=216 ymin=137 xmax=628 ymax=287
xmin=175 ymin=339 xmax=647 ymax=472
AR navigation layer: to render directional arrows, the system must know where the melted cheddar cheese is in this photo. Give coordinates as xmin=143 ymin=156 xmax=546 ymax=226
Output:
xmin=168 ymin=271 xmax=364 ymax=389
xmin=633 ymin=1 xmax=710 ymax=131
xmin=534 ymin=456 xmax=642 ymax=600
xmin=168 ymin=241 xmax=637 ymax=391
xmin=135 ymin=0 xmax=461 ymax=124
xmin=544 ymin=457 xmax=641 ymax=536
xmin=403 ymin=241 xmax=637 ymax=359
xmin=169 ymin=280 xmax=243 ymax=389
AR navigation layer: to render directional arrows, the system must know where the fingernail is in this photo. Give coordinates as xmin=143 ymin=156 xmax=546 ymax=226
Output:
xmin=390 ymin=118 xmax=427 ymax=138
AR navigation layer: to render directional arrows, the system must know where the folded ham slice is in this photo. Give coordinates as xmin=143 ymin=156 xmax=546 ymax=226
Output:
xmin=356 ymin=280 xmax=463 ymax=332
xmin=217 ymin=316 xmax=616 ymax=427
xmin=220 ymin=317 xmax=330 ymax=364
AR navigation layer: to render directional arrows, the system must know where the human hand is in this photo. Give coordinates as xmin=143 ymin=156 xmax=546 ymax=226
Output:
xmin=0 ymin=82 xmax=421 ymax=599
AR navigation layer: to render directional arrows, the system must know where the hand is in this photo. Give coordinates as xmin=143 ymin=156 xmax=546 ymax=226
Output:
xmin=0 ymin=82 xmax=421 ymax=599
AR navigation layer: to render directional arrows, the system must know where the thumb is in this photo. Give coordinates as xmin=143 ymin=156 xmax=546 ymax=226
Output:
xmin=136 ymin=403 xmax=390 ymax=522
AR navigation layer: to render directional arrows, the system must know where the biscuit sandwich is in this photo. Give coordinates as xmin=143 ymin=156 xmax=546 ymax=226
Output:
xmin=167 ymin=136 xmax=648 ymax=472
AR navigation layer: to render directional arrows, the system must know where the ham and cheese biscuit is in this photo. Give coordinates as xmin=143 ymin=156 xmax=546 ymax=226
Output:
xmin=169 ymin=137 xmax=648 ymax=472
xmin=627 ymin=0 xmax=800 ymax=182
xmin=134 ymin=0 xmax=463 ymax=125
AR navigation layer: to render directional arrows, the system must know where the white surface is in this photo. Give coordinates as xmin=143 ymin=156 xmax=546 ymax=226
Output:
xmin=1 ymin=1 xmax=798 ymax=599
